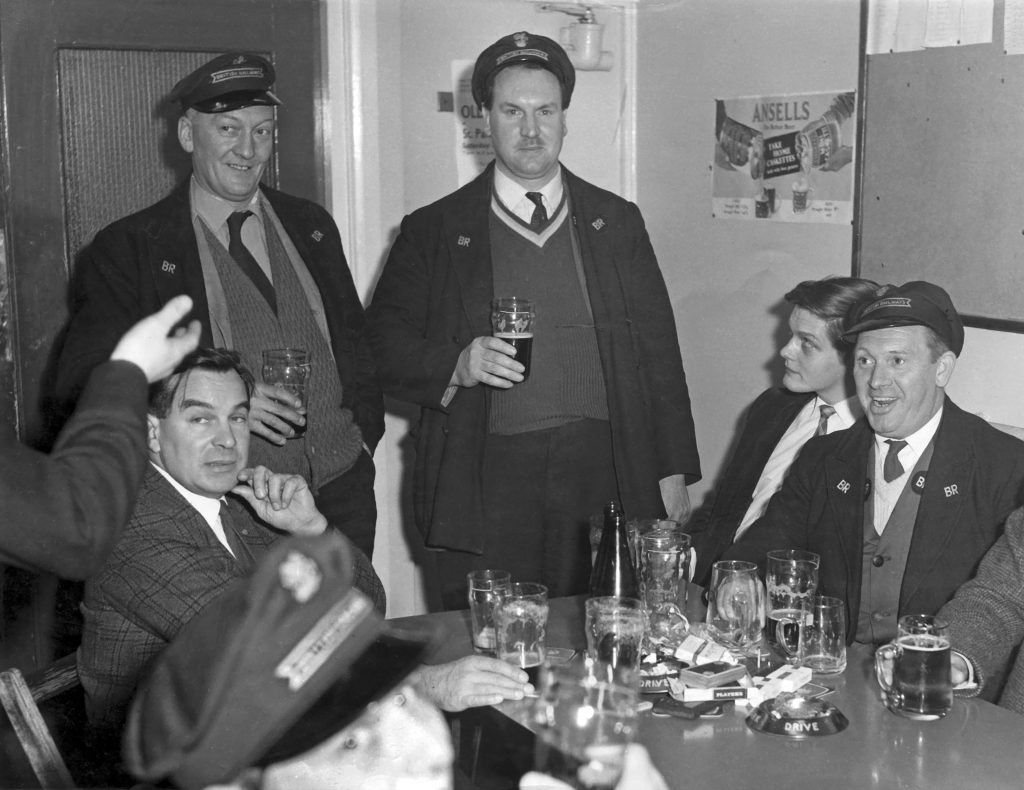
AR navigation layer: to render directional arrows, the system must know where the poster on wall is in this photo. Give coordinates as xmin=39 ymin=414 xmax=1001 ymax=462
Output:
xmin=452 ymin=59 xmax=493 ymax=185
xmin=712 ymin=90 xmax=856 ymax=224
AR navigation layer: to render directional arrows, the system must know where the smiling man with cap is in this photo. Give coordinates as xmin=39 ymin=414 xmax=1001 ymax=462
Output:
xmin=725 ymin=280 xmax=1024 ymax=647
xmin=57 ymin=52 xmax=384 ymax=562
xmin=367 ymin=31 xmax=700 ymax=609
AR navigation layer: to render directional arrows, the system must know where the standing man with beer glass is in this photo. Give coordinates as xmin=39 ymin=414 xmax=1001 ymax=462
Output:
xmin=367 ymin=32 xmax=700 ymax=609
xmin=56 ymin=53 xmax=382 ymax=560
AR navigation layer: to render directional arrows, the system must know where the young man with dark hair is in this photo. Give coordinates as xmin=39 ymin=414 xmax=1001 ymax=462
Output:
xmin=689 ymin=276 xmax=878 ymax=584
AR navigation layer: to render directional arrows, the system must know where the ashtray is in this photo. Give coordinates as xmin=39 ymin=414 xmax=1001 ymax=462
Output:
xmin=746 ymin=692 xmax=848 ymax=738
xmin=638 ymin=657 xmax=681 ymax=694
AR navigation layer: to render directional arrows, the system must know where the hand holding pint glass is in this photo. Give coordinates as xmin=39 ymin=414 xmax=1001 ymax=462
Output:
xmin=261 ymin=348 xmax=311 ymax=438
xmin=495 ymin=582 xmax=549 ymax=686
xmin=491 ymin=297 xmax=535 ymax=380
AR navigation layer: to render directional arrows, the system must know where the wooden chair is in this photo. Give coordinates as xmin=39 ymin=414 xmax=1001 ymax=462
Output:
xmin=0 ymin=653 xmax=78 ymax=789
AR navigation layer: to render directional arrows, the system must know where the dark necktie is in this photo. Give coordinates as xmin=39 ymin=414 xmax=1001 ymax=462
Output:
xmin=219 ymin=501 xmax=256 ymax=574
xmin=815 ymin=404 xmax=836 ymax=437
xmin=227 ymin=211 xmax=277 ymax=314
xmin=525 ymin=191 xmax=547 ymax=230
xmin=883 ymin=439 xmax=909 ymax=483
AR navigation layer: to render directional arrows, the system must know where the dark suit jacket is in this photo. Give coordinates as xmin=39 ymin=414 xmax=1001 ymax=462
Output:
xmin=56 ymin=180 xmax=383 ymax=450
xmin=366 ymin=163 xmax=700 ymax=553
xmin=689 ymin=388 xmax=814 ymax=585
xmin=78 ymin=465 xmax=385 ymax=733
xmin=724 ymin=398 xmax=1024 ymax=643
xmin=0 ymin=361 xmax=147 ymax=578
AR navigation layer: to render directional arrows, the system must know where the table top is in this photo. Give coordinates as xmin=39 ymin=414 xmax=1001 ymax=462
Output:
xmin=389 ymin=596 xmax=1024 ymax=790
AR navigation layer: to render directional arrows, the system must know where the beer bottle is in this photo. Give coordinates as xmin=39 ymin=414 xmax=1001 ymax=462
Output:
xmin=589 ymin=501 xmax=639 ymax=598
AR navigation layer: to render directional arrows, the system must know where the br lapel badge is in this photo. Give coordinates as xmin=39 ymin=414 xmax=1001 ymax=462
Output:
xmin=311 ymin=230 xmax=324 ymax=242
xmin=836 ymin=479 xmax=851 ymax=494
xmin=161 ymin=260 xmax=176 ymax=274
xmin=912 ymin=472 xmax=927 ymax=495
xmin=591 ymin=217 xmax=605 ymax=231
xmin=458 ymin=235 xmax=471 ymax=247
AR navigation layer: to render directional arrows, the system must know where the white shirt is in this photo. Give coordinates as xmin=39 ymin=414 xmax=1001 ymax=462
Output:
xmin=190 ymin=178 xmax=272 ymax=281
xmin=734 ymin=395 xmax=861 ymax=540
xmin=150 ymin=462 xmax=235 ymax=556
xmin=871 ymin=408 xmax=943 ymax=534
xmin=493 ymin=165 xmax=563 ymax=224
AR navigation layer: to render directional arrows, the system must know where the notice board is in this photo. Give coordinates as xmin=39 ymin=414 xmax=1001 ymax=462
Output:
xmin=857 ymin=3 xmax=1024 ymax=332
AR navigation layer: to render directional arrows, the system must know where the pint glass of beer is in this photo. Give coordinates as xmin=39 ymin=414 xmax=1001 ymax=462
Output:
xmin=874 ymin=614 xmax=953 ymax=720
xmin=495 ymin=582 xmax=549 ymax=686
xmin=491 ymin=297 xmax=535 ymax=379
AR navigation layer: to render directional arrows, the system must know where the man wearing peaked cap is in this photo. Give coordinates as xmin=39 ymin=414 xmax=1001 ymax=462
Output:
xmin=725 ymin=279 xmax=1024 ymax=651
xmin=57 ymin=51 xmax=384 ymax=562
xmin=125 ymin=531 xmax=455 ymax=790
xmin=367 ymin=32 xmax=700 ymax=609
xmin=126 ymin=530 xmax=670 ymax=790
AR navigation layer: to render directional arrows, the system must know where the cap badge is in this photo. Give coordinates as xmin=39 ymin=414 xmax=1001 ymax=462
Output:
xmin=233 ymin=55 xmax=246 ymax=65
xmin=275 ymin=592 xmax=373 ymax=691
xmin=514 ymin=32 xmax=529 ymax=48
xmin=278 ymin=550 xmax=322 ymax=603
xmin=863 ymin=296 xmax=912 ymax=315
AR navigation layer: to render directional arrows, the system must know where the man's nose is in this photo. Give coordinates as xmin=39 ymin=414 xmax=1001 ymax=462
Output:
xmin=869 ymin=365 xmax=889 ymax=388
xmin=214 ymin=421 xmax=238 ymax=447
xmin=233 ymin=133 xmax=255 ymax=159
xmin=521 ymin=113 xmax=539 ymax=137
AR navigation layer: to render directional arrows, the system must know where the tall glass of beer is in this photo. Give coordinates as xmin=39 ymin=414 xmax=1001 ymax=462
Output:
xmin=491 ymin=297 xmax=535 ymax=379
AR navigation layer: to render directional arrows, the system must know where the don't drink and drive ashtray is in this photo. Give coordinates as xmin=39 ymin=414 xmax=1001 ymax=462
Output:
xmin=746 ymin=692 xmax=849 ymax=738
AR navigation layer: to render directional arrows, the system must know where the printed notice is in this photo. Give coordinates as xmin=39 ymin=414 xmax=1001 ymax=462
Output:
xmin=452 ymin=59 xmax=492 ymax=185
xmin=712 ymin=91 xmax=856 ymax=224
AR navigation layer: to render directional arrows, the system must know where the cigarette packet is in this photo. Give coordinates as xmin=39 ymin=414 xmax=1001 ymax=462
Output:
xmin=764 ymin=664 xmax=813 ymax=692
xmin=676 ymin=684 xmax=754 ymax=703
xmin=674 ymin=635 xmax=737 ymax=666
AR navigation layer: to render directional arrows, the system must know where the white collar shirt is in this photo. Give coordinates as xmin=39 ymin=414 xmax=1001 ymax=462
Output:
xmin=871 ymin=407 xmax=943 ymax=534
xmin=150 ymin=461 xmax=235 ymax=556
xmin=735 ymin=395 xmax=861 ymax=540
xmin=493 ymin=165 xmax=563 ymax=225
xmin=190 ymin=177 xmax=272 ymax=280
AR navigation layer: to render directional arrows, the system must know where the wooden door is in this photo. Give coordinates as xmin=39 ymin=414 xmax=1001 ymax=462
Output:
xmin=0 ymin=0 xmax=323 ymax=670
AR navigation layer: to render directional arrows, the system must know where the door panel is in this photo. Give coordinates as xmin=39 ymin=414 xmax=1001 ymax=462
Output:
xmin=0 ymin=0 xmax=322 ymax=670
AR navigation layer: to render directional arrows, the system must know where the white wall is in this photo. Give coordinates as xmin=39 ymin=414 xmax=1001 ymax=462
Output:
xmin=636 ymin=0 xmax=861 ymax=507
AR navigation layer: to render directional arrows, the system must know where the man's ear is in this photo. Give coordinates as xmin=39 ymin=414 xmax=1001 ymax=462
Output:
xmin=146 ymin=414 xmax=161 ymax=456
xmin=178 ymin=114 xmax=194 ymax=154
xmin=935 ymin=350 xmax=957 ymax=388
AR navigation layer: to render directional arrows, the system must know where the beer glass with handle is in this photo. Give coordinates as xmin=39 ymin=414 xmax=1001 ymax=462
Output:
xmin=875 ymin=614 xmax=953 ymax=720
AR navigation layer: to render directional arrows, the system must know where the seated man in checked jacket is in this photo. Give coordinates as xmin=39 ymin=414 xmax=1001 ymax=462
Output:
xmin=78 ymin=348 xmax=384 ymax=742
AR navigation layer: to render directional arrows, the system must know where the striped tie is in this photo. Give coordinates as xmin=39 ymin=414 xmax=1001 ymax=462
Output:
xmin=815 ymin=404 xmax=836 ymax=436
